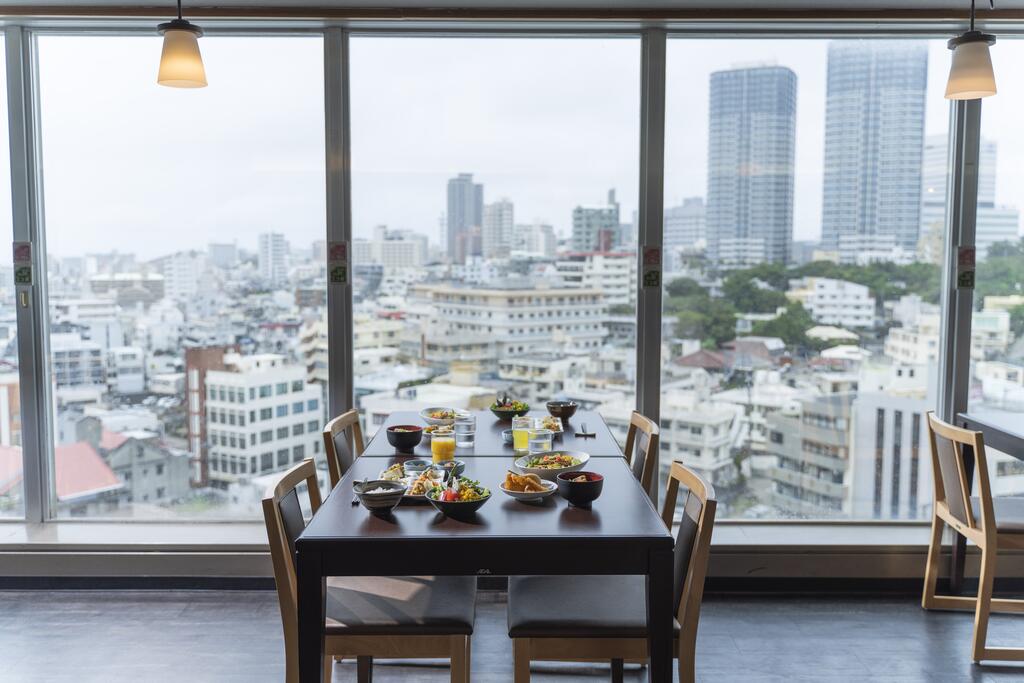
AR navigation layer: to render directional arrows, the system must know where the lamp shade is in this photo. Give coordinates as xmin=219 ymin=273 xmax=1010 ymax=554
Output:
xmin=945 ymin=38 xmax=996 ymax=100
xmin=157 ymin=27 xmax=207 ymax=88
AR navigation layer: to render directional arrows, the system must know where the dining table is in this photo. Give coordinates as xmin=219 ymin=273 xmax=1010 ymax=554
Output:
xmin=295 ymin=434 xmax=675 ymax=682
xmin=950 ymin=412 xmax=1024 ymax=594
xmin=360 ymin=408 xmax=626 ymax=459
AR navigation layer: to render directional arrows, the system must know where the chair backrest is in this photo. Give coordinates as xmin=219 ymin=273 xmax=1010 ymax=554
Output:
xmin=262 ymin=459 xmax=324 ymax=646
xmin=323 ymin=409 xmax=365 ymax=488
xmin=624 ymin=411 xmax=659 ymax=496
xmin=926 ymin=411 xmax=994 ymax=537
xmin=660 ymin=460 xmax=717 ymax=634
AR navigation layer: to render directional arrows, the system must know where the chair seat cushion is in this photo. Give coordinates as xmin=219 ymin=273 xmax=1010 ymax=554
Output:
xmin=507 ymin=575 xmax=679 ymax=638
xmin=971 ymin=497 xmax=1024 ymax=533
xmin=325 ymin=575 xmax=476 ymax=635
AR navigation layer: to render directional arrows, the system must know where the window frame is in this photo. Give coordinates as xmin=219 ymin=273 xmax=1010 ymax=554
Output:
xmin=0 ymin=17 xmax=1007 ymax=549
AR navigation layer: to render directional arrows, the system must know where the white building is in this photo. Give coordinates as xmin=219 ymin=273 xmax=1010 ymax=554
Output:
xmin=51 ymin=333 xmax=105 ymax=390
xmin=50 ymin=297 xmax=125 ymax=351
xmin=885 ymin=307 xmax=1010 ymax=364
xmin=258 ymin=232 xmax=289 ymax=285
xmin=513 ymin=222 xmax=557 ymax=258
xmin=554 ymin=252 xmax=637 ymax=308
xmin=716 ymin=237 xmax=766 ymax=270
xmin=837 ymin=234 xmax=914 ymax=266
xmin=207 ymin=242 xmax=238 ymax=269
xmin=482 ymin=199 xmax=515 ymax=258
xmin=150 ymin=250 xmax=207 ymax=301
xmin=571 ymin=189 xmax=620 ymax=252
xmin=786 ymin=277 xmax=876 ymax=329
xmin=352 ymin=226 xmax=428 ymax=269
xmin=107 ymin=346 xmax=145 ymax=394
xmin=204 ymin=353 xmax=325 ymax=487
xmin=664 ymin=197 xmax=706 ymax=254
xmin=976 ymin=361 xmax=1024 ymax=411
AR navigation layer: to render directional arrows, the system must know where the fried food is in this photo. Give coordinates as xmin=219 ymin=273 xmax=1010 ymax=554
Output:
xmin=503 ymin=470 xmax=547 ymax=493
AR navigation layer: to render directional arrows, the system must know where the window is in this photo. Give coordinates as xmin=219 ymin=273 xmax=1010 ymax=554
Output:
xmin=292 ymin=401 xmax=304 ymax=414
xmin=277 ymin=449 xmax=289 ymax=467
xmin=293 ymin=424 xmax=305 ymax=436
xmin=291 ymin=380 xmax=303 ymax=392
xmin=38 ymin=35 xmax=325 ymax=519
xmin=661 ymin=38 xmax=946 ymax=520
xmin=276 ymin=427 xmax=289 ymax=439
xmin=349 ymin=36 xmax=639 ymax=442
xmin=260 ymin=408 xmax=272 ymax=421
xmin=276 ymin=405 xmax=288 ymax=418
xmin=307 ymin=398 xmax=318 ymax=411
xmin=968 ymin=39 xmax=1024 ymax=500
xmin=276 ymin=382 xmax=288 ymax=395
xmin=260 ymin=430 xmax=273 ymax=444
xmin=0 ymin=43 xmax=20 ymax=517
xmin=293 ymin=444 xmax=305 ymax=462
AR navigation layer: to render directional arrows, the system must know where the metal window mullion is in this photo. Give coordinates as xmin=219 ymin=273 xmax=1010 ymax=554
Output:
xmin=937 ymin=99 xmax=981 ymax=423
xmin=6 ymin=26 xmax=54 ymax=523
xmin=636 ymin=28 xmax=666 ymax=498
xmin=325 ymin=28 xmax=354 ymax=418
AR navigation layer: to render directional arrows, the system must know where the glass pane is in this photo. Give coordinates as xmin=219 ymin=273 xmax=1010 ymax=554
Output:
xmin=0 ymin=38 xmax=21 ymax=519
xmin=350 ymin=37 xmax=640 ymax=441
xmin=37 ymin=36 xmax=325 ymax=518
xmin=663 ymin=38 xmax=948 ymax=520
xmin=969 ymin=40 xmax=1024 ymax=496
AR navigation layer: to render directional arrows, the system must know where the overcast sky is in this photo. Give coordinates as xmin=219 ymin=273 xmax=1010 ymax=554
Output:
xmin=4 ymin=35 xmax=1023 ymax=260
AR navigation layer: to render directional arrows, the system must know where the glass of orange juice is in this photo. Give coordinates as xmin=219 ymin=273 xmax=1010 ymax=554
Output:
xmin=511 ymin=416 xmax=532 ymax=454
xmin=431 ymin=433 xmax=456 ymax=464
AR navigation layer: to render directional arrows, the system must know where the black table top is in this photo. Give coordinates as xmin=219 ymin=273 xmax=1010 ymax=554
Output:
xmin=299 ymin=456 xmax=670 ymax=546
xmin=958 ymin=412 xmax=1024 ymax=459
xmin=362 ymin=409 xmax=624 ymax=459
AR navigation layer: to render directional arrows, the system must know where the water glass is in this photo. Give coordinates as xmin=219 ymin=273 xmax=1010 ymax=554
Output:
xmin=511 ymin=416 xmax=533 ymax=454
xmin=454 ymin=414 xmax=476 ymax=448
xmin=528 ymin=428 xmax=553 ymax=455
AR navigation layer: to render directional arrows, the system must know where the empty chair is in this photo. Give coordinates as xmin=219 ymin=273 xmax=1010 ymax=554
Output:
xmin=623 ymin=410 xmax=659 ymax=496
xmin=322 ymin=409 xmax=365 ymax=488
xmin=507 ymin=460 xmax=716 ymax=683
xmin=263 ymin=459 xmax=476 ymax=682
xmin=922 ymin=412 xmax=1024 ymax=663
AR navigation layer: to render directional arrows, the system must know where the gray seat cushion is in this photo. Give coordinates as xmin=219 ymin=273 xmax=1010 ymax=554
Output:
xmin=971 ymin=497 xmax=1024 ymax=533
xmin=507 ymin=575 xmax=679 ymax=638
xmin=325 ymin=575 xmax=476 ymax=635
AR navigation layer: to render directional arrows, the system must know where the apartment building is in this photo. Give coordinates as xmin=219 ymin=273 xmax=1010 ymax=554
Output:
xmin=786 ymin=277 xmax=876 ymax=329
xmin=554 ymin=252 xmax=637 ymax=308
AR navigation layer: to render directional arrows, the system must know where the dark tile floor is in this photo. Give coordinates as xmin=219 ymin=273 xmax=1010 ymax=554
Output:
xmin=2 ymin=590 xmax=1024 ymax=682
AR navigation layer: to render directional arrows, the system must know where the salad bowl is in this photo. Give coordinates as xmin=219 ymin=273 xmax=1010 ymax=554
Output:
xmin=426 ymin=477 xmax=491 ymax=520
xmin=420 ymin=407 xmax=458 ymax=426
xmin=514 ymin=450 xmax=590 ymax=481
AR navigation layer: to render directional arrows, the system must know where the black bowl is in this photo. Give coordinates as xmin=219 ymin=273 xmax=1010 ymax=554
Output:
xmin=546 ymin=400 xmax=579 ymax=423
xmin=490 ymin=406 xmax=530 ymax=421
xmin=426 ymin=489 xmax=491 ymax=520
xmin=386 ymin=425 xmax=423 ymax=452
xmin=556 ymin=471 xmax=604 ymax=508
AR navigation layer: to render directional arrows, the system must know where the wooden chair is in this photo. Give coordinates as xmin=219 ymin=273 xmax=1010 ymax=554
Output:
xmin=922 ymin=412 xmax=1024 ymax=663
xmin=507 ymin=460 xmax=716 ymax=683
xmin=623 ymin=410 xmax=659 ymax=496
xmin=262 ymin=459 xmax=475 ymax=683
xmin=323 ymin=408 xmax=365 ymax=488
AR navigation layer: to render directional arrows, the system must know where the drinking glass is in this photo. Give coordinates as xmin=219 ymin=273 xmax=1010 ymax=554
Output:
xmin=454 ymin=413 xmax=476 ymax=448
xmin=528 ymin=428 xmax=553 ymax=454
xmin=431 ymin=434 xmax=456 ymax=464
xmin=511 ymin=416 xmax=533 ymax=454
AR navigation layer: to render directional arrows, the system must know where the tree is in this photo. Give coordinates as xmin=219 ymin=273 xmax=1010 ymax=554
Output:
xmin=751 ymin=302 xmax=815 ymax=348
xmin=722 ymin=273 xmax=789 ymax=313
xmin=666 ymin=277 xmax=706 ymax=298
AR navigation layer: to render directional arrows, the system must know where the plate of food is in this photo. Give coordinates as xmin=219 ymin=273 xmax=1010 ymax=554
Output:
xmin=537 ymin=415 xmax=564 ymax=435
xmin=420 ymin=407 xmax=458 ymax=426
xmin=426 ymin=476 xmax=491 ymax=519
xmin=514 ymin=450 xmax=590 ymax=481
xmin=500 ymin=470 xmax=557 ymax=502
xmin=490 ymin=394 xmax=530 ymax=421
xmin=405 ymin=468 xmax=444 ymax=499
xmin=422 ymin=424 xmax=454 ymax=440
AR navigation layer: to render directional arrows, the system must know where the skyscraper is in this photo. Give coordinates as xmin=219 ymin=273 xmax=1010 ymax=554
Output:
xmin=706 ymin=65 xmax=797 ymax=268
xmin=821 ymin=42 xmax=928 ymax=253
xmin=258 ymin=232 xmax=288 ymax=285
xmin=482 ymin=198 xmax=515 ymax=258
xmin=920 ymin=135 xmax=1019 ymax=261
xmin=571 ymin=189 xmax=620 ymax=252
xmin=446 ymin=173 xmax=483 ymax=263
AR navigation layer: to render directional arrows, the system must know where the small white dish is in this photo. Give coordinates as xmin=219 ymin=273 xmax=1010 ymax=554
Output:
xmin=499 ymin=481 xmax=558 ymax=502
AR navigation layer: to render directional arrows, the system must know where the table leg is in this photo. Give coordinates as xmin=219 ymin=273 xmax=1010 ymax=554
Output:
xmin=949 ymin=443 xmax=976 ymax=595
xmin=297 ymin=547 xmax=326 ymax=683
xmin=647 ymin=547 xmax=674 ymax=683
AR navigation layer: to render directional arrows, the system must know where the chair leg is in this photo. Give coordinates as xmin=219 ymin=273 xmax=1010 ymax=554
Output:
xmin=356 ymin=655 xmax=373 ymax=683
xmin=450 ymin=635 xmax=471 ymax=683
xmin=323 ymin=655 xmax=333 ymax=683
xmin=611 ymin=658 xmax=624 ymax=683
xmin=922 ymin=515 xmax=944 ymax=610
xmin=513 ymin=638 xmax=531 ymax=683
xmin=972 ymin=543 xmax=997 ymax=663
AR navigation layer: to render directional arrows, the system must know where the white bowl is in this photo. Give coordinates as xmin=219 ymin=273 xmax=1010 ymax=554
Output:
xmin=514 ymin=451 xmax=590 ymax=481
xmin=420 ymin=407 xmax=458 ymax=426
xmin=499 ymin=480 xmax=558 ymax=502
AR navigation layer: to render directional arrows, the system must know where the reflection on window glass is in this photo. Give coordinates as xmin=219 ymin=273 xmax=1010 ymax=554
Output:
xmin=969 ymin=40 xmax=1024 ymax=493
xmin=37 ymin=36 xmax=325 ymax=518
xmin=0 ymin=39 xmax=20 ymax=519
xmin=662 ymin=39 xmax=949 ymax=520
xmin=349 ymin=38 xmax=640 ymax=438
